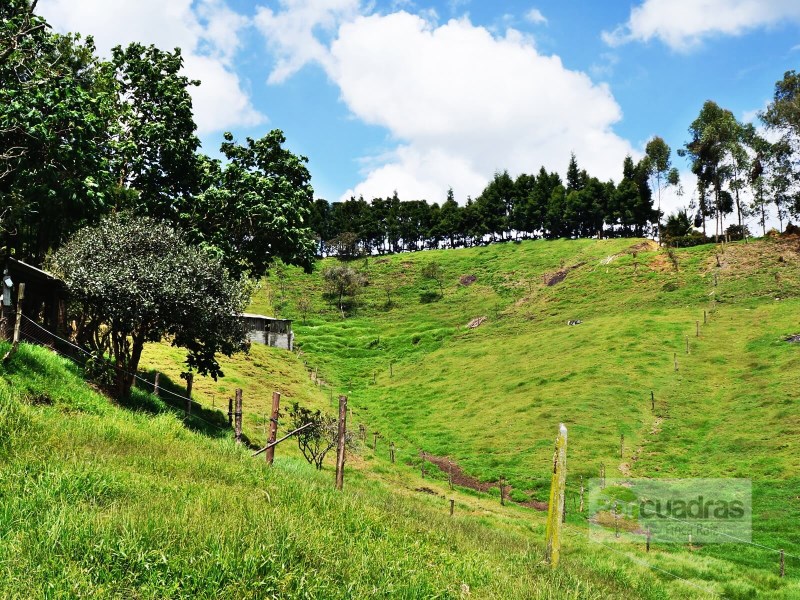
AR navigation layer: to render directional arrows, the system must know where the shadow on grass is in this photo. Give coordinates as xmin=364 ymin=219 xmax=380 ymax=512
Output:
xmin=5 ymin=341 xmax=248 ymax=444
xmin=133 ymin=369 xmax=251 ymax=443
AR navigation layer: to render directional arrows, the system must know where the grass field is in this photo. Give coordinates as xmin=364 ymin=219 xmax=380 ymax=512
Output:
xmin=242 ymin=235 xmax=800 ymax=596
xmin=4 ymin=236 xmax=800 ymax=597
xmin=0 ymin=342 xmax=735 ymax=599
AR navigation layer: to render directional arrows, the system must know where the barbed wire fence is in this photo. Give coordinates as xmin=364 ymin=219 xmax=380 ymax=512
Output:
xmin=17 ymin=315 xmax=229 ymax=433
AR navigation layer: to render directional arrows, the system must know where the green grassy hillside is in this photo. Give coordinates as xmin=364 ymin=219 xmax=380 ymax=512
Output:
xmin=240 ymin=235 xmax=800 ymax=596
xmin=4 ymin=236 xmax=800 ymax=597
xmin=1 ymin=342 xmax=726 ymax=599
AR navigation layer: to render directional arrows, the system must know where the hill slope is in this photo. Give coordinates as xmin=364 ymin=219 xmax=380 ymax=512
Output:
xmin=243 ymin=235 xmax=800 ymax=596
xmin=0 ymin=342 xmax=721 ymax=598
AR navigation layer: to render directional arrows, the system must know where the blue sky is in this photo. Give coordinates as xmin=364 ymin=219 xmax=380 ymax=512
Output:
xmin=38 ymin=0 xmax=800 ymax=226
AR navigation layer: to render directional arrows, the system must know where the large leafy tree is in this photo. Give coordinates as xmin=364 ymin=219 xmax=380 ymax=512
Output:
xmin=1 ymin=0 xmax=119 ymax=263
xmin=110 ymin=43 xmax=202 ymax=220
xmin=186 ymin=131 xmax=317 ymax=278
xmin=48 ymin=214 xmax=249 ymax=397
xmin=475 ymin=171 xmax=516 ymax=240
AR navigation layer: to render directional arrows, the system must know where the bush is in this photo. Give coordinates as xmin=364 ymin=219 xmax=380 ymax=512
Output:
xmin=725 ymin=224 xmax=751 ymax=241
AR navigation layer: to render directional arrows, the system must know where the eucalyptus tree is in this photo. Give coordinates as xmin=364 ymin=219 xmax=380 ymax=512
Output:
xmin=762 ymin=69 xmax=800 ymax=218
xmin=680 ymin=101 xmax=740 ymax=240
xmin=644 ymin=136 xmax=680 ymax=243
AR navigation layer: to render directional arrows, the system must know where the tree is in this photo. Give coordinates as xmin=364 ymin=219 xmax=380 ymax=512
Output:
xmin=663 ymin=210 xmax=693 ymax=240
xmin=187 ymin=131 xmax=317 ymax=278
xmin=110 ymin=43 xmax=201 ymax=221
xmin=644 ymin=136 xmax=680 ymax=244
xmin=475 ymin=171 xmax=515 ymax=240
xmin=566 ymin=153 xmax=586 ymax=193
xmin=288 ymin=402 xmax=338 ymax=470
xmin=679 ymin=101 xmax=740 ymax=240
xmin=762 ymin=70 xmax=800 ymax=218
xmin=296 ymin=296 xmax=312 ymax=324
xmin=1 ymin=1 xmax=119 ymax=264
xmin=322 ymin=264 xmax=366 ymax=317
xmin=48 ymin=214 xmax=249 ymax=398
xmin=421 ymin=261 xmax=445 ymax=298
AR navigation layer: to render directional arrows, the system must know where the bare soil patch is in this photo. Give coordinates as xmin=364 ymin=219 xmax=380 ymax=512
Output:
xmin=544 ymin=262 xmax=586 ymax=286
xmin=423 ymin=454 xmax=493 ymax=492
xmin=466 ymin=316 xmax=487 ymax=329
xmin=459 ymin=274 xmax=477 ymax=286
xmin=518 ymin=499 xmax=548 ymax=511
xmin=786 ymin=334 xmax=800 ymax=344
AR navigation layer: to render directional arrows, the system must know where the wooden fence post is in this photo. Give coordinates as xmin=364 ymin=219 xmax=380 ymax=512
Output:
xmin=421 ymin=453 xmax=426 ymax=478
xmin=2 ymin=283 xmax=25 ymax=363
xmin=545 ymin=423 xmax=567 ymax=568
xmin=390 ymin=361 xmax=393 ymax=378
xmin=646 ymin=528 xmax=651 ymax=552
xmin=185 ymin=372 xmax=193 ymax=416
xmin=266 ymin=391 xmax=281 ymax=465
xmin=696 ymin=320 xmax=700 ymax=337
xmin=228 ymin=398 xmax=233 ymax=427
xmin=390 ymin=442 xmax=395 ymax=463
xmin=651 ymin=390 xmax=655 ymax=411
xmin=448 ymin=460 xmax=453 ymax=490
xmin=234 ymin=389 xmax=242 ymax=444
xmin=674 ymin=352 xmax=678 ymax=371
xmin=780 ymin=549 xmax=785 ymax=577
xmin=153 ymin=372 xmax=160 ymax=397
xmin=335 ymin=395 xmax=347 ymax=490
xmin=373 ymin=431 xmax=378 ymax=451
xmin=359 ymin=423 xmax=366 ymax=442
xmin=450 ymin=498 xmax=454 ymax=516
xmin=579 ymin=475 xmax=584 ymax=513
xmin=500 ymin=477 xmax=506 ymax=506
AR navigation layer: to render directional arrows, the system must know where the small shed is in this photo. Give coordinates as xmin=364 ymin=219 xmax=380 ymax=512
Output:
xmin=241 ymin=313 xmax=293 ymax=350
xmin=3 ymin=257 xmax=68 ymax=337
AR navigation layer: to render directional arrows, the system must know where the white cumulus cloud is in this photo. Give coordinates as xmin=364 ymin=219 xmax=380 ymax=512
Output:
xmin=254 ymin=0 xmax=362 ymax=84
xmin=603 ymin=0 xmax=800 ymax=50
xmin=37 ymin=0 xmax=265 ymax=135
xmin=258 ymin=9 xmax=635 ymax=202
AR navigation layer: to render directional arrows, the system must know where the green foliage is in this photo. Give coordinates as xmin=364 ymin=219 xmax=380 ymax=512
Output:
xmin=663 ymin=209 xmax=693 ymax=239
xmin=322 ymin=263 xmax=367 ymax=317
xmin=421 ymin=260 xmax=445 ymax=297
xmin=109 ymin=43 xmax=201 ymax=221
xmin=187 ymin=130 xmax=317 ymax=278
xmin=0 ymin=1 xmax=119 ymax=262
xmin=47 ymin=214 xmax=249 ymax=396
xmin=287 ymin=402 xmax=337 ymax=469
